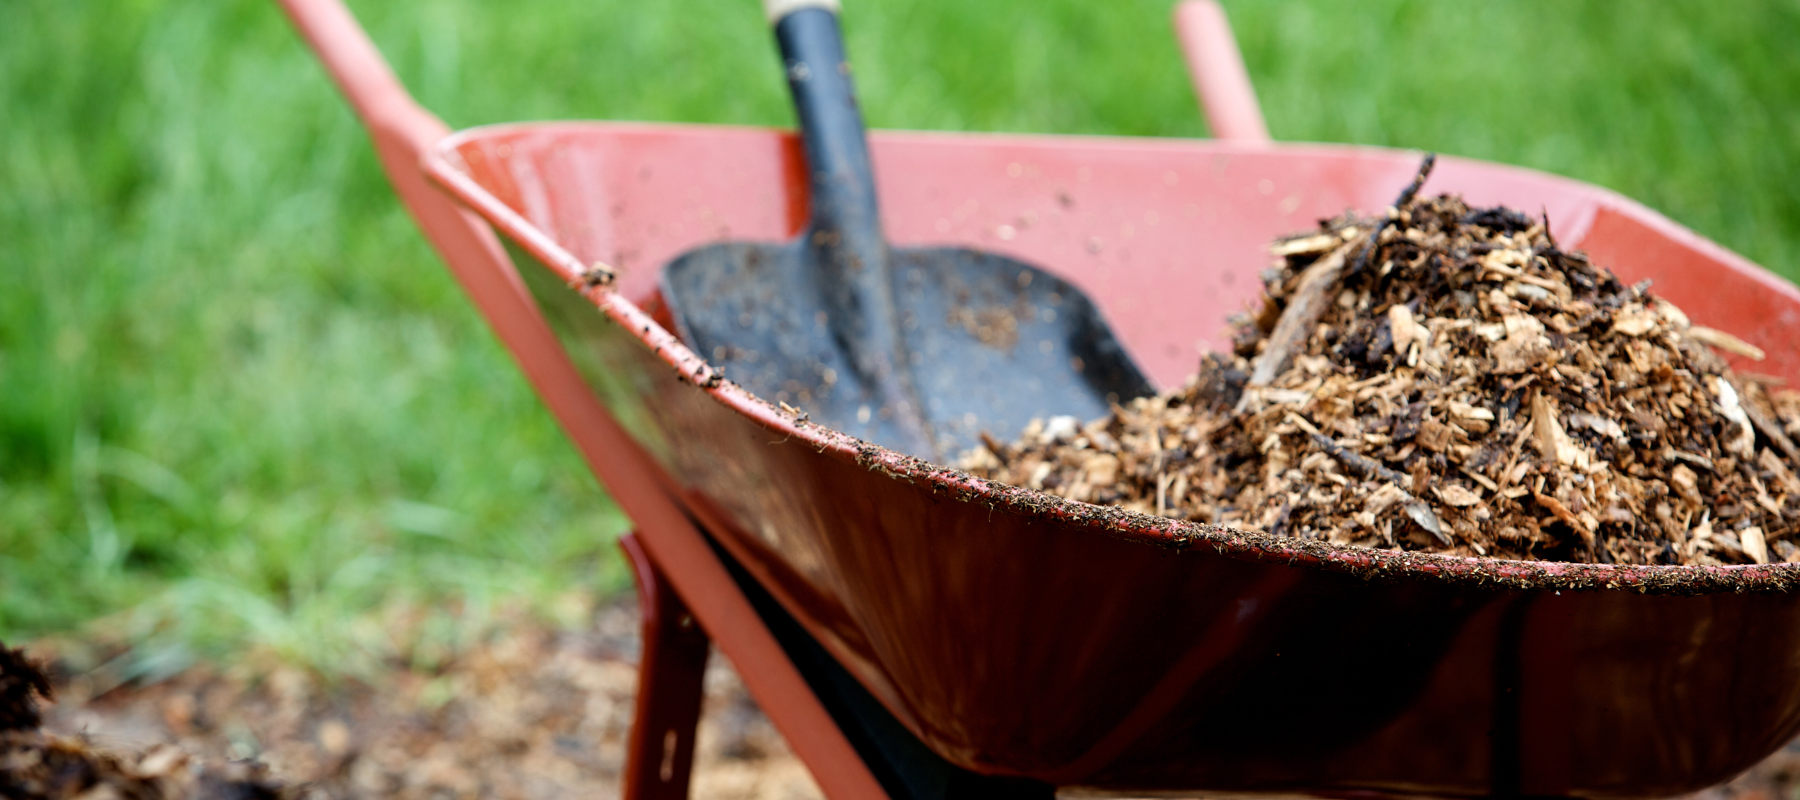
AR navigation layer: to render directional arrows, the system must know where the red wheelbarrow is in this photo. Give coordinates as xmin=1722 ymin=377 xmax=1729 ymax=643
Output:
xmin=277 ymin=1 xmax=1800 ymax=797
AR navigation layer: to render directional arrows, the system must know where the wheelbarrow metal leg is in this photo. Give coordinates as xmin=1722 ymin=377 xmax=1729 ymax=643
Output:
xmin=621 ymin=533 xmax=711 ymax=800
xmin=700 ymin=526 xmax=1056 ymax=800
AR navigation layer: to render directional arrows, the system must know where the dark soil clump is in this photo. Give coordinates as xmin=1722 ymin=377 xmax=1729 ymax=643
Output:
xmin=965 ymin=158 xmax=1800 ymax=566
xmin=0 ymin=639 xmax=291 ymax=800
xmin=2 ymin=644 xmax=53 ymax=732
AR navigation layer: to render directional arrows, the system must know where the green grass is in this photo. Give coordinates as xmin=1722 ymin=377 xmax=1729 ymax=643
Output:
xmin=2 ymin=0 xmax=1796 ymax=674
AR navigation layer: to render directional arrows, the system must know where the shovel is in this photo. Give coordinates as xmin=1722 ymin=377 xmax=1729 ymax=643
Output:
xmin=661 ymin=0 xmax=1152 ymax=460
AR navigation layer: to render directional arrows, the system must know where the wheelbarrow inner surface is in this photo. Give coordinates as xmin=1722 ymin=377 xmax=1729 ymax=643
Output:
xmin=428 ymin=122 xmax=1800 ymax=797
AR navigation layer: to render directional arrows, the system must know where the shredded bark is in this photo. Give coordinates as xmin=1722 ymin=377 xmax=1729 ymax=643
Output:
xmin=964 ymin=160 xmax=1800 ymax=566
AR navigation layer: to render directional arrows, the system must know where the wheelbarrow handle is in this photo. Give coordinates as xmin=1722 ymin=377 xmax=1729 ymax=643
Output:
xmin=274 ymin=0 xmax=447 ymax=153
xmin=757 ymin=1 xmax=936 ymax=454
xmin=771 ymin=3 xmax=881 ymax=257
xmin=1172 ymin=0 xmax=1270 ymax=143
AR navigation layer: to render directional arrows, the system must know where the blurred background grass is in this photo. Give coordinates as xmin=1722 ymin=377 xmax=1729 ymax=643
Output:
xmin=2 ymin=0 xmax=1795 ymax=676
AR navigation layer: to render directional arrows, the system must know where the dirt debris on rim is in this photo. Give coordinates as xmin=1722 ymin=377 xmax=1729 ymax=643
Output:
xmin=965 ymin=156 xmax=1800 ymax=566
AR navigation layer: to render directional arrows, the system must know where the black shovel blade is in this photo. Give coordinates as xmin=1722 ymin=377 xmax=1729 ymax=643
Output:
xmin=661 ymin=241 xmax=1154 ymax=460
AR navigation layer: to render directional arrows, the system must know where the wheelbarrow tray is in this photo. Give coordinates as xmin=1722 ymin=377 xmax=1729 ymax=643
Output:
xmin=426 ymin=122 xmax=1800 ymax=797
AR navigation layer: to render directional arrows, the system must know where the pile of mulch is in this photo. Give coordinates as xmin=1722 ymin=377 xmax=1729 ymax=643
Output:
xmin=965 ymin=156 xmax=1800 ymax=565
xmin=4 ymin=600 xmax=820 ymax=800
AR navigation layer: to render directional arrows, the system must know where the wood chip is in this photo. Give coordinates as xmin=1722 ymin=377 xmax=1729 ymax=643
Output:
xmin=1389 ymin=304 xmax=1419 ymax=354
xmin=1433 ymin=484 xmax=1483 ymax=507
xmin=1743 ymin=525 xmax=1770 ymax=565
xmin=1270 ymin=233 xmax=1343 ymax=257
xmin=1568 ymin=412 xmax=1626 ymax=442
xmin=1531 ymin=394 xmax=1589 ymax=470
xmin=1531 ymin=490 xmax=1583 ymax=530
xmin=1687 ymin=325 xmax=1766 ymax=361
xmin=1713 ymin=377 xmax=1757 ymax=459
xmin=1671 ymin=464 xmax=1702 ymax=505
xmin=1459 ymin=466 xmax=1501 ymax=493
xmin=1611 ymin=305 xmax=1661 ymax=336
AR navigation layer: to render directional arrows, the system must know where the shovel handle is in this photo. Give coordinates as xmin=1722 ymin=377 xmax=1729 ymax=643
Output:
xmin=764 ymin=0 xmax=839 ymax=21
xmin=771 ymin=3 xmax=882 ymax=253
xmin=765 ymin=2 xmax=934 ymax=455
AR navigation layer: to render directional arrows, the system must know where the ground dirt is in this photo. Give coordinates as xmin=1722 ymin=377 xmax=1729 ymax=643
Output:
xmin=14 ymin=600 xmax=820 ymax=800
xmin=8 ymin=597 xmax=1800 ymax=799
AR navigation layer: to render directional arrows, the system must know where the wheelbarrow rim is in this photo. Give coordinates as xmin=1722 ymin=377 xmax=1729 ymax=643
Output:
xmin=425 ymin=121 xmax=1800 ymax=598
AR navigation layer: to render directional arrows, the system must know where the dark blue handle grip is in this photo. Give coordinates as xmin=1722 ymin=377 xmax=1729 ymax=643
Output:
xmin=776 ymin=8 xmax=882 ymax=253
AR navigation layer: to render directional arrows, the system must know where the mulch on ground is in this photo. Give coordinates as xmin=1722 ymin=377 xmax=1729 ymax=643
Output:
xmin=4 ymin=600 xmax=820 ymax=800
xmin=5 ymin=600 xmax=1800 ymax=799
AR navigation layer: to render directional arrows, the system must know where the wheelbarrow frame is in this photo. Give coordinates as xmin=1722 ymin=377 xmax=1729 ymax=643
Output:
xmin=275 ymin=1 xmax=1800 ymax=797
xmin=271 ymin=2 xmax=896 ymax=796
xmin=276 ymin=1 xmax=1204 ymax=794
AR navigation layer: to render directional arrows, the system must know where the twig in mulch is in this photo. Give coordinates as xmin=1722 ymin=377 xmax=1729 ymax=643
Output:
xmin=1309 ymin=431 xmax=1450 ymax=545
xmin=1243 ymin=153 xmax=1438 ymax=403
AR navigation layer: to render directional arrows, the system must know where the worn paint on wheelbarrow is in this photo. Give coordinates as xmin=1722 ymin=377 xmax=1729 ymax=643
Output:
xmin=428 ymin=122 xmax=1800 ymax=796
